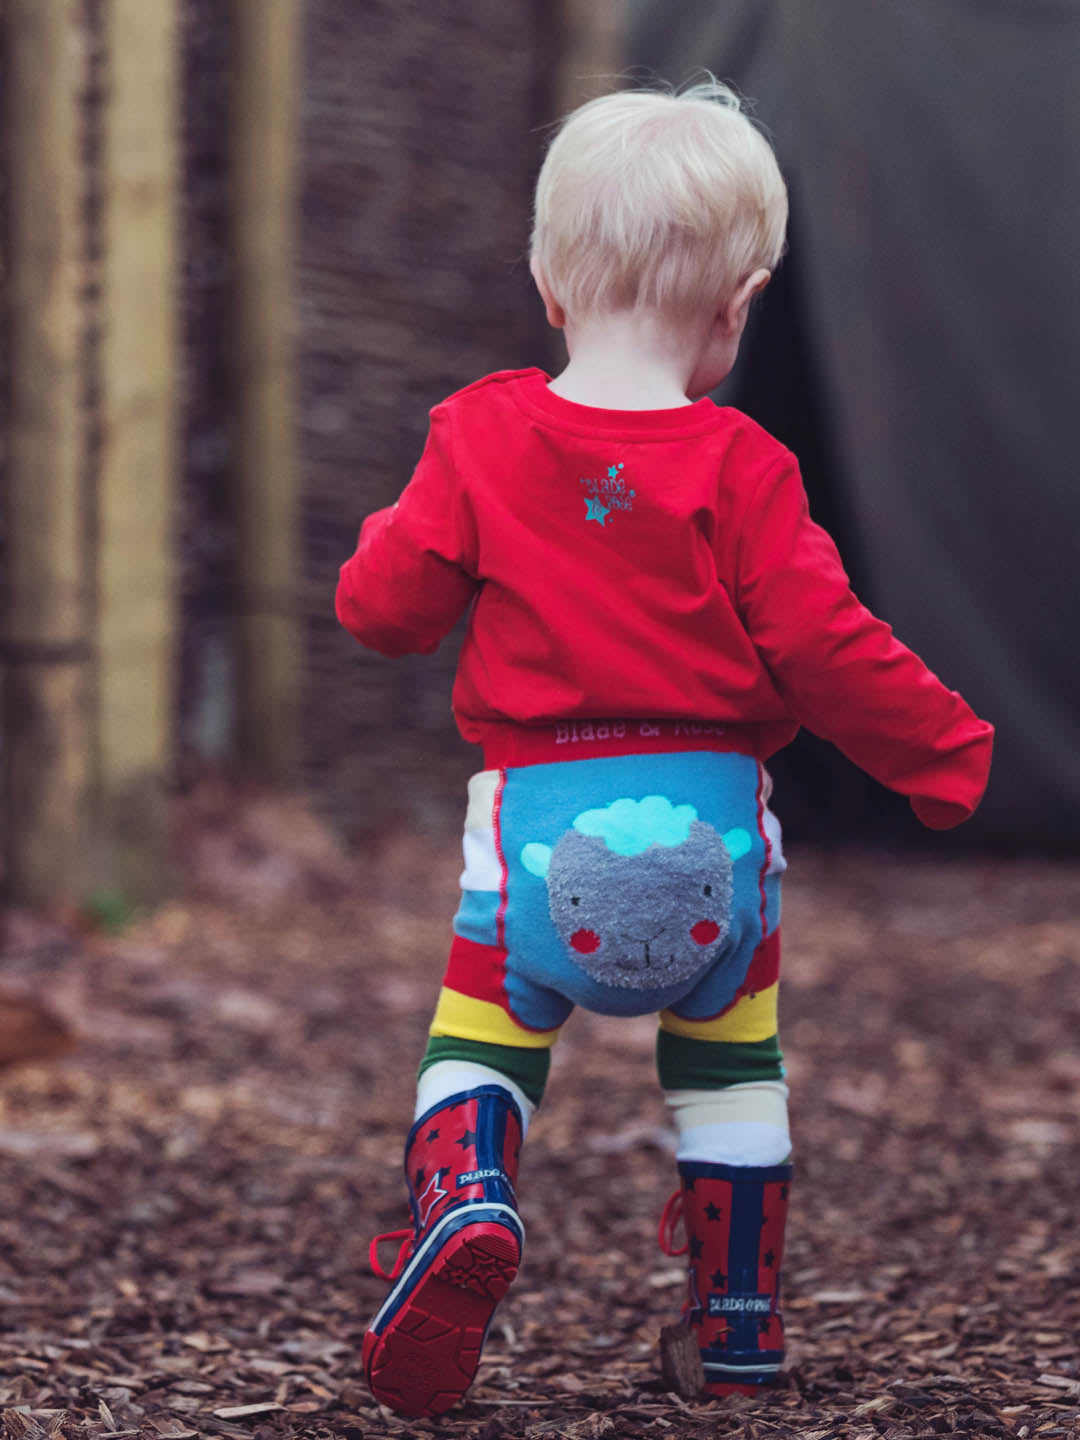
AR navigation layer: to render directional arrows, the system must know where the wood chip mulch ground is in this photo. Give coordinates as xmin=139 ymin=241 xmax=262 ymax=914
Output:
xmin=1 ymin=781 xmax=1078 ymax=1439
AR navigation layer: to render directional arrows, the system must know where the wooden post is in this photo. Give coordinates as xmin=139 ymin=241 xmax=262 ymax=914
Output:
xmin=3 ymin=0 xmax=89 ymax=909
xmin=97 ymin=0 xmax=179 ymax=900
xmin=229 ymin=0 xmax=302 ymax=778
xmin=554 ymin=0 xmax=624 ymax=118
xmin=659 ymin=1322 xmax=706 ymax=1399
xmin=538 ymin=0 xmax=624 ymax=375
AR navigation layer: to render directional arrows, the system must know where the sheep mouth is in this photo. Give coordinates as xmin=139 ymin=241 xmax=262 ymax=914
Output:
xmin=604 ymin=950 xmax=709 ymax=988
xmin=618 ymin=938 xmax=677 ymax=970
xmin=563 ymin=929 xmax=717 ymax=988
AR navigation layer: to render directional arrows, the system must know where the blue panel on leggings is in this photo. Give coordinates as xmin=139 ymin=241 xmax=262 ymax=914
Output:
xmin=452 ymin=888 xmax=501 ymax=946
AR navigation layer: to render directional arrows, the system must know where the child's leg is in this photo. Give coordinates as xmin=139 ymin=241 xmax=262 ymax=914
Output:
xmin=415 ymin=1057 xmax=537 ymax=1133
xmin=417 ymin=1033 xmax=553 ymax=1125
xmin=657 ymin=987 xmax=792 ymax=1396
xmin=363 ymin=973 xmax=567 ymax=1418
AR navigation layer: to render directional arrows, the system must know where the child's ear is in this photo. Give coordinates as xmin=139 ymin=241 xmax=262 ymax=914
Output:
xmin=722 ymin=268 xmax=771 ymax=337
xmin=530 ymin=257 xmax=567 ymax=329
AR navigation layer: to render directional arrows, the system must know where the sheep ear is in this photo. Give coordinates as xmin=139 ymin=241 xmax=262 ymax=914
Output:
xmin=521 ymin=843 xmax=553 ymax=878
xmin=723 ymin=827 xmax=752 ymax=861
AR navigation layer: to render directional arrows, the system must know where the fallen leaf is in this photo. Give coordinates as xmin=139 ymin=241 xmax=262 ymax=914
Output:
xmin=212 ymin=1403 xmax=285 ymax=1420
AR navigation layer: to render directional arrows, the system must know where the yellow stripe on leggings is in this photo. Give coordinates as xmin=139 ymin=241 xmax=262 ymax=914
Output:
xmin=660 ymin=981 xmax=779 ymax=1044
xmin=429 ymin=986 xmax=561 ymax=1050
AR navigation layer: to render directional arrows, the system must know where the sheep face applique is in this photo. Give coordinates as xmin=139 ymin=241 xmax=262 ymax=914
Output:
xmin=520 ymin=796 xmax=752 ymax=991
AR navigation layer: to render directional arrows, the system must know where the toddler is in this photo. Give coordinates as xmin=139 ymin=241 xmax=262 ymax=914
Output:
xmin=336 ymin=79 xmax=993 ymax=1418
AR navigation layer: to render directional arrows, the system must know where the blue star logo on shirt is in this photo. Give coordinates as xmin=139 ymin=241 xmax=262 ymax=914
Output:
xmin=584 ymin=497 xmax=611 ymax=526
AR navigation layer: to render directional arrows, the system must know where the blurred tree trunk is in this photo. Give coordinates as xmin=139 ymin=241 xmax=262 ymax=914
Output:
xmin=97 ymin=0 xmax=179 ymax=900
xmin=3 ymin=0 xmax=90 ymax=909
xmin=229 ymin=0 xmax=301 ymax=779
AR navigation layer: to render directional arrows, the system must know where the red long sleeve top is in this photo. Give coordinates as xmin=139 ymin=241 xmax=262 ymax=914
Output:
xmin=336 ymin=368 xmax=993 ymax=828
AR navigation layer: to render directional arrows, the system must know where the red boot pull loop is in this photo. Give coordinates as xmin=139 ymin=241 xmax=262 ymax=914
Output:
xmin=658 ymin=1189 xmax=689 ymax=1257
xmin=370 ymin=1228 xmax=414 ymax=1282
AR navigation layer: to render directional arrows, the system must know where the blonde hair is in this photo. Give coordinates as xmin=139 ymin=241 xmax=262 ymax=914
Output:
xmin=531 ymin=78 xmax=788 ymax=319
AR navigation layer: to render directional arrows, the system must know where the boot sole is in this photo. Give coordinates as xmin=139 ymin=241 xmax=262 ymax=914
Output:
xmin=705 ymin=1379 xmax=775 ymax=1397
xmin=363 ymin=1221 xmax=520 ymax=1418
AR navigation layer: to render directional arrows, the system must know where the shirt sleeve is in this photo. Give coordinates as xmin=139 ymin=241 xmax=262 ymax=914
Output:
xmin=736 ymin=455 xmax=994 ymax=828
xmin=335 ymin=407 xmax=479 ymax=657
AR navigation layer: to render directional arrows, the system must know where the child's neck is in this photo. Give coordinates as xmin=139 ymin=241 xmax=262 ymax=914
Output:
xmin=546 ymin=308 xmax=708 ymax=411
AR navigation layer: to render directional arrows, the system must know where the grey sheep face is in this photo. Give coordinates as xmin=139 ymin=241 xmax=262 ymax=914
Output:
xmin=544 ymin=820 xmax=736 ymax=990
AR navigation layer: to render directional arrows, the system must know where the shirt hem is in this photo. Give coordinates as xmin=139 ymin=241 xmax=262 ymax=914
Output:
xmin=466 ymin=717 xmax=792 ymax=770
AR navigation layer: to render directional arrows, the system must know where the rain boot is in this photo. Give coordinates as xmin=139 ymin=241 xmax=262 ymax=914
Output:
xmin=362 ymin=1085 xmax=525 ymax=1417
xmin=659 ymin=1159 xmax=791 ymax=1395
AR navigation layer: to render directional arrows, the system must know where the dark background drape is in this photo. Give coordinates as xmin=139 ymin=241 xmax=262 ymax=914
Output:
xmin=628 ymin=0 xmax=1080 ymax=850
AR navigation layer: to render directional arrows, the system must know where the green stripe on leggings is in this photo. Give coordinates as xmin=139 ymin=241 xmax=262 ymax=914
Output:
xmin=419 ymin=1035 xmax=551 ymax=1108
xmin=656 ymin=1031 xmax=784 ymax=1091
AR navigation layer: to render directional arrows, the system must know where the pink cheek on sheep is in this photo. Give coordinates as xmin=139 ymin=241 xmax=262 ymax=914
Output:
xmin=690 ymin=920 xmax=720 ymax=946
xmin=570 ymin=929 xmax=601 ymax=954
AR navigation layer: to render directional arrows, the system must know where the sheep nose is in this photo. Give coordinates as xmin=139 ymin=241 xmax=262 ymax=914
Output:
xmin=619 ymin=927 xmax=663 ymax=946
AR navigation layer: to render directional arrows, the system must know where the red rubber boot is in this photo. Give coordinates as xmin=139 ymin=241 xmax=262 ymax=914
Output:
xmin=660 ymin=1160 xmax=791 ymax=1396
xmin=362 ymin=1085 xmax=524 ymax=1417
